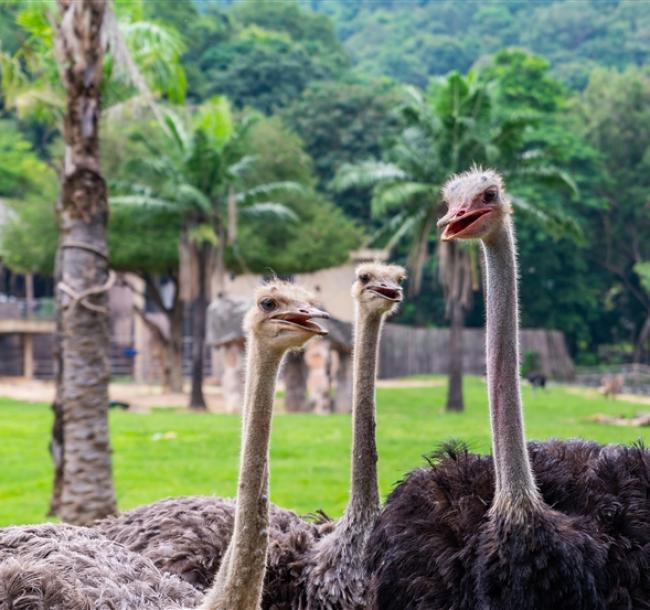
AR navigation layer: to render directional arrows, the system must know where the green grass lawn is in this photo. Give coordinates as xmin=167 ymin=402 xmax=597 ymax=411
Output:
xmin=1 ymin=376 xmax=648 ymax=526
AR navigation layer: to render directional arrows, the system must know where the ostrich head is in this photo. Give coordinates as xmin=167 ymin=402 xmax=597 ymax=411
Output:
xmin=352 ymin=262 xmax=406 ymax=315
xmin=437 ymin=167 xmax=510 ymax=241
xmin=243 ymin=280 xmax=329 ymax=351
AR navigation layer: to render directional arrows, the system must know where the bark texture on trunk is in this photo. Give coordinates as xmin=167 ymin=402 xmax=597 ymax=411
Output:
xmin=168 ymin=295 xmax=184 ymax=392
xmin=446 ymin=298 xmax=465 ymax=412
xmin=55 ymin=0 xmax=117 ymax=524
xmin=283 ymin=349 xmax=308 ymax=412
xmin=190 ymin=242 xmax=209 ymax=409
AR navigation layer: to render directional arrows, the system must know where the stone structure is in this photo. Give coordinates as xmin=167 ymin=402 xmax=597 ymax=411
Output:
xmin=206 ymin=295 xmax=250 ymax=413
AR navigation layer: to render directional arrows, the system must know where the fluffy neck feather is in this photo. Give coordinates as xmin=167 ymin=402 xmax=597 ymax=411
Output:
xmin=483 ymin=221 xmax=541 ymax=514
xmin=201 ymin=337 xmax=282 ymax=610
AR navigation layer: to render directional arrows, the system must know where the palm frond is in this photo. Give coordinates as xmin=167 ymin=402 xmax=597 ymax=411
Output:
xmin=385 ymin=215 xmax=418 ymax=251
xmin=110 ymin=195 xmax=176 ymax=209
xmin=236 ymin=181 xmax=303 ymax=204
xmin=407 ymin=205 xmax=438 ymax=294
xmin=228 ymin=155 xmax=258 ymax=179
xmin=510 ymin=195 xmax=584 ymax=243
xmin=372 ymin=181 xmax=436 ymax=217
xmin=330 ymin=161 xmax=408 ymax=192
xmin=508 ymin=165 xmax=579 ymax=198
xmin=162 ymin=107 xmax=191 ymax=154
xmin=177 ymin=184 xmax=212 ymax=214
xmin=239 ymin=202 xmax=298 ymax=221
xmin=194 ymin=96 xmax=234 ymax=148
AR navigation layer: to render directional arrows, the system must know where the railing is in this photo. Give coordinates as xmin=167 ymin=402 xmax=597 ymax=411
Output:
xmin=0 ymin=297 xmax=56 ymax=321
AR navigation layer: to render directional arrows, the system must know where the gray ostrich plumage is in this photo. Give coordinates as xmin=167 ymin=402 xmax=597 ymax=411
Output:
xmin=0 ymin=282 xmax=331 ymax=610
xmin=0 ymin=523 xmax=201 ymax=610
xmin=365 ymin=169 xmax=650 ymax=610
xmin=293 ymin=263 xmax=406 ymax=610
xmin=96 ymin=264 xmax=405 ymax=610
xmin=96 ymin=496 xmax=329 ymax=607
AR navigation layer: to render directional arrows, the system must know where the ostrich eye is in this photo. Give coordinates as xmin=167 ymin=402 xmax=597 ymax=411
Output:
xmin=359 ymin=273 xmax=371 ymax=284
xmin=483 ymin=189 xmax=497 ymax=203
xmin=259 ymin=298 xmax=277 ymax=312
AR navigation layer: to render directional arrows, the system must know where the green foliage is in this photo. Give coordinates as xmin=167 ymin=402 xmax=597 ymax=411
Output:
xmin=308 ymin=0 xmax=650 ymax=89
xmin=0 ymin=121 xmax=51 ymax=198
xmin=636 ymin=263 xmax=650 ymax=296
xmin=574 ymin=66 xmax=650 ymax=348
xmin=282 ymin=78 xmax=402 ymax=221
xmin=0 ymin=0 xmax=187 ymax=131
xmin=230 ymin=116 xmax=362 ymax=273
xmin=111 ymin=105 xmax=359 ymax=277
xmin=180 ymin=1 xmax=347 ymax=113
xmin=334 ymin=63 xmax=580 ymax=289
xmin=2 ymin=377 xmax=649 ymax=524
xmin=108 ymin=206 xmax=181 ymax=275
xmin=0 ymin=194 xmax=57 ymax=275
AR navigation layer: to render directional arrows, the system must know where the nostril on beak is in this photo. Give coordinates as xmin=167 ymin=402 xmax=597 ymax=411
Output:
xmin=299 ymin=308 xmax=309 ymax=314
xmin=456 ymin=210 xmax=466 ymax=217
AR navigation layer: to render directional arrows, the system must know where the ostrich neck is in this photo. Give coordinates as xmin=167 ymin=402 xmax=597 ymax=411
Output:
xmin=483 ymin=221 xmax=541 ymax=513
xmin=345 ymin=304 xmax=381 ymax=522
xmin=201 ymin=337 xmax=281 ymax=610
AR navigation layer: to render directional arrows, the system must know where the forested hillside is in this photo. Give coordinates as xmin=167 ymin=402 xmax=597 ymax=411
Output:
xmin=304 ymin=0 xmax=650 ymax=89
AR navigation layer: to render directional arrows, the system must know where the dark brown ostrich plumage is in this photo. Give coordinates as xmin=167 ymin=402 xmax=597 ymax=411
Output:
xmin=0 ymin=523 xmax=202 ymax=610
xmin=95 ymin=496 xmax=333 ymax=608
xmin=366 ymin=440 xmax=650 ymax=610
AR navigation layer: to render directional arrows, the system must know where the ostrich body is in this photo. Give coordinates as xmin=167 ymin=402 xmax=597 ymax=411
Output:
xmin=294 ymin=263 xmax=405 ymax=610
xmin=0 ymin=282 xmax=329 ymax=610
xmin=97 ymin=496 xmax=324 ymax=597
xmin=366 ymin=169 xmax=650 ymax=610
xmin=0 ymin=523 xmax=201 ymax=610
xmin=96 ymin=264 xmax=404 ymax=610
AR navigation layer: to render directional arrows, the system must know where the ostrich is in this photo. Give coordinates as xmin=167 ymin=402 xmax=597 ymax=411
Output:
xmin=294 ymin=263 xmax=405 ymax=610
xmin=96 ymin=264 xmax=404 ymax=609
xmin=200 ymin=280 xmax=330 ymax=610
xmin=0 ymin=281 xmax=329 ymax=610
xmin=0 ymin=523 xmax=202 ymax=610
xmin=366 ymin=168 xmax=650 ymax=610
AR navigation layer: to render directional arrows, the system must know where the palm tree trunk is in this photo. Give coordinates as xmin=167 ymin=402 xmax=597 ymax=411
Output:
xmin=446 ymin=297 xmax=465 ymax=412
xmin=55 ymin=0 xmax=117 ymax=524
xmin=169 ymin=295 xmax=184 ymax=392
xmin=190 ymin=242 xmax=208 ymax=409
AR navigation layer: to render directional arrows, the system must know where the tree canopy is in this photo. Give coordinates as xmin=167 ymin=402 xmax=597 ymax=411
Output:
xmin=1 ymin=0 xmax=650 ymax=365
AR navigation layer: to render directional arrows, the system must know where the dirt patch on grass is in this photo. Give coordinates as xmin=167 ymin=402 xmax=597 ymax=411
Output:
xmin=565 ymin=385 xmax=650 ymax=406
xmin=0 ymin=378 xmax=232 ymax=413
xmin=377 ymin=378 xmax=445 ymax=389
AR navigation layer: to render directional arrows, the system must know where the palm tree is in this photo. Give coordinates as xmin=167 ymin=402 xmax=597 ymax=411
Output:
xmin=333 ymin=71 xmax=577 ymax=412
xmin=0 ymin=0 xmax=187 ymax=521
xmin=51 ymin=0 xmax=117 ymax=525
xmin=112 ymin=99 xmax=299 ymax=409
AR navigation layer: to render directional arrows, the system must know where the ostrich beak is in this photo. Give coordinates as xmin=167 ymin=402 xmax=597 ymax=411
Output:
xmin=366 ymin=282 xmax=403 ymax=302
xmin=438 ymin=206 xmax=494 ymax=241
xmin=272 ymin=305 xmax=330 ymax=335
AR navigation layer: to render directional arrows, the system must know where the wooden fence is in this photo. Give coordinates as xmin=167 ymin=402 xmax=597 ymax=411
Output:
xmin=378 ymin=325 xmax=575 ymax=380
